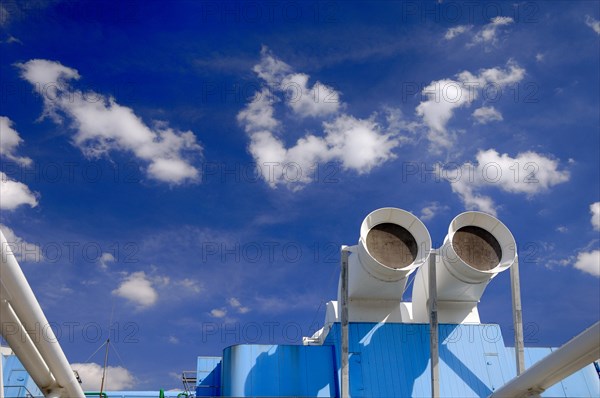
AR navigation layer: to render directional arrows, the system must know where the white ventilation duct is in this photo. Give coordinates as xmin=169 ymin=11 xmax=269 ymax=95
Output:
xmin=412 ymin=211 xmax=517 ymax=323
xmin=0 ymin=230 xmax=85 ymax=398
xmin=339 ymin=207 xmax=431 ymax=302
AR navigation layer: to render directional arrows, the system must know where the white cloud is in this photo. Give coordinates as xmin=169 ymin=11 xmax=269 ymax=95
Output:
xmin=589 ymin=202 xmax=600 ymax=231
xmin=574 ymin=250 xmax=600 ymax=277
xmin=556 ymin=226 xmax=568 ymax=233
xmin=17 ymin=59 xmax=202 ymax=185
xmin=239 ymin=48 xmax=403 ymax=188
xmin=419 ymin=202 xmax=449 ymax=221
xmin=254 ymin=46 xmax=341 ymax=118
xmin=0 ymin=224 xmax=42 ymax=262
xmin=98 ymin=252 xmax=115 ymax=270
xmin=416 ymin=61 xmax=524 ymax=151
xmin=0 ymin=116 xmax=33 ymax=166
xmin=0 ymin=4 xmax=10 ymax=27
xmin=0 ymin=171 xmax=38 ymax=210
xmin=112 ymin=272 xmax=158 ymax=309
xmin=446 ymin=149 xmax=570 ymax=215
xmin=444 ymin=25 xmax=472 ymax=40
xmin=168 ymin=335 xmax=179 ymax=344
xmin=175 ymin=278 xmax=202 ymax=294
xmin=470 ymin=16 xmax=514 ymax=47
xmin=210 ymin=308 xmax=227 ymax=318
xmin=585 ymin=15 xmax=600 ymax=35
xmin=228 ymin=297 xmax=250 ymax=314
xmin=71 ymin=363 xmax=135 ymax=391
xmin=0 ymin=118 xmax=37 ymax=211
xmin=472 ymin=106 xmax=503 ymax=124
xmin=535 ymin=53 xmax=545 ymax=63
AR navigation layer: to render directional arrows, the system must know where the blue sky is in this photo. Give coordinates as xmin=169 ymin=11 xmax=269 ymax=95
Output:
xmin=1 ymin=0 xmax=599 ymax=391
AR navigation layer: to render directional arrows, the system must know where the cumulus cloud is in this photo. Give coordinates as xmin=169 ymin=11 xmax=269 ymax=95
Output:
xmin=0 ymin=224 xmax=43 ymax=262
xmin=470 ymin=16 xmax=514 ymax=47
xmin=17 ymin=59 xmax=202 ymax=185
xmin=445 ymin=17 xmax=513 ymax=48
xmin=112 ymin=272 xmax=158 ymax=309
xmin=574 ymin=250 xmax=600 ymax=277
xmin=210 ymin=308 xmax=227 ymax=318
xmin=98 ymin=252 xmax=115 ymax=270
xmin=472 ymin=106 xmax=503 ymax=124
xmin=0 ymin=116 xmax=32 ymax=166
xmin=444 ymin=25 xmax=472 ymax=40
xmin=0 ymin=171 xmax=38 ymax=210
xmin=175 ymin=278 xmax=202 ymax=294
xmin=416 ymin=61 xmax=524 ymax=151
xmin=419 ymin=202 xmax=449 ymax=221
xmin=446 ymin=149 xmax=570 ymax=215
xmin=228 ymin=297 xmax=250 ymax=314
xmin=585 ymin=15 xmax=600 ymax=35
xmin=238 ymin=48 xmax=403 ymax=188
xmin=71 ymin=363 xmax=135 ymax=391
xmin=0 ymin=117 xmax=37 ymax=211
xmin=591 ymin=202 xmax=600 ymax=231
xmin=253 ymin=46 xmax=341 ymax=118
xmin=0 ymin=4 xmax=9 ymax=27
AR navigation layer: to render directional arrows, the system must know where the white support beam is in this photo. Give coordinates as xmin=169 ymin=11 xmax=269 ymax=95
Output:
xmin=0 ymin=231 xmax=84 ymax=398
xmin=340 ymin=246 xmax=350 ymax=398
xmin=489 ymin=321 xmax=600 ymax=398
xmin=428 ymin=250 xmax=439 ymax=398
xmin=510 ymin=256 xmax=525 ymax=375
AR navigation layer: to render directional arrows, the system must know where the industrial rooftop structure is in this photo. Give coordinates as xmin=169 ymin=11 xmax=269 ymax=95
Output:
xmin=2 ymin=208 xmax=599 ymax=397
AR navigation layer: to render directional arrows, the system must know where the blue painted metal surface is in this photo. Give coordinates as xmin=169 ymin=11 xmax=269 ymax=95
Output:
xmin=196 ymin=357 xmax=221 ymax=397
xmin=3 ymin=323 xmax=599 ymax=398
xmin=322 ymin=323 xmax=600 ymax=398
xmin=221 ymin=344 xmax=337 ymax=397
xmin=100 ymin=391 xmax=184 ymax=398
xmin=1 ymin=354 xmax=43 ymax=398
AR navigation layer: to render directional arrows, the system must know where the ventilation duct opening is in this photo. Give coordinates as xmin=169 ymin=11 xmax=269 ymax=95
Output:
xmin=452 ymin=226 xmax=502 ymax=271
xmin=366 ymin=223 xmax=418 ymax=269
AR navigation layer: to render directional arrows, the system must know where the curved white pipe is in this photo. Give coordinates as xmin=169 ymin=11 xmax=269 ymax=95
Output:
xmin=489 ymin=321 xmax=600 ymax=397
xmin=412 ymin=211 xmax=517 ymax=323
xmin=0 ymin=299 xmax=57 ymax=392
xmin=0 ymin=231 xmax=84 ymax=398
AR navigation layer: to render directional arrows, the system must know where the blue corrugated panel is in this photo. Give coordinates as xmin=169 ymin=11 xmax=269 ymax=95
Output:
xmin=102 ymin=391 xmax=184 ymax=398
xmin=322 ymin=323 xmax=600 ymax=398
xmin=1 ymin=355 xmax=43 ymax=398
xmin=220 ymin=344 xmax=336 ymax=397
xmin=196 ymin=356 xmax=221 ymax=397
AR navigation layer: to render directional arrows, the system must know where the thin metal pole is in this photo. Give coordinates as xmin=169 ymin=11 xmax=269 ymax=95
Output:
xmin=510 ymin=257 xmax=525 ymax=375
xmin=428 ymin=250 xmax=439 ymax=398
xmin=340 ymin=246 xmax=350 ymax=398
xmin=99 ymin=338 xmax=110 ymax=396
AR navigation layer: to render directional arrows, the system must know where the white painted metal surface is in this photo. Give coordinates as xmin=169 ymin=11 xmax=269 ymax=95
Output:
xmin=0 ymin=231 xmax=85 ymax=398
xmin=489 ymin=321 xmax=600 ymax=398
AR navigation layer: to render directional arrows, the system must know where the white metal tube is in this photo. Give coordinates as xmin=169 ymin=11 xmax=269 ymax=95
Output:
xmin=0 ymin=231 xmax=84 ymax=398
xmin=428 ymin=250 xmax=439 ymax=398
xmin=490 ymin=321 xmax=600 ymax=398
xmin=343 ymin=208 xmax=431 ymax=301
xmin=510 ymin=256 xmax=525 ymax=375
xmin=0 ymin=299 xmax=57 ymax=392
xmin=340 ymin=247 xmax=350 ymax=398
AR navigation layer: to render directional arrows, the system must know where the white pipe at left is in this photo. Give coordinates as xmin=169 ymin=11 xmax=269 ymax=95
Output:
xmin=0 ymin=231 xmax=84 ymax=398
